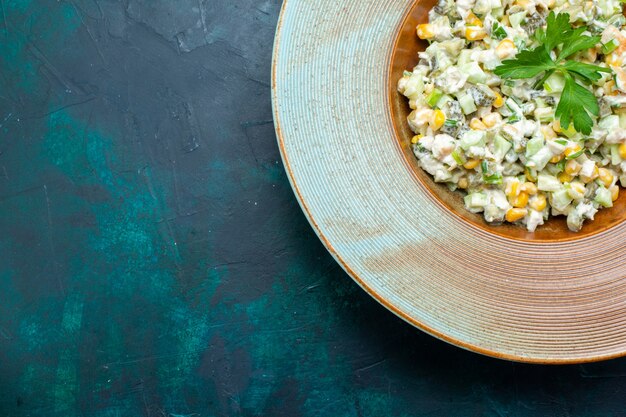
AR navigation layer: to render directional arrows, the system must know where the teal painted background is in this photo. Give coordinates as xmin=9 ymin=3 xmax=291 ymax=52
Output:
xmin=2 ymin=1 xmax=626 ymax=416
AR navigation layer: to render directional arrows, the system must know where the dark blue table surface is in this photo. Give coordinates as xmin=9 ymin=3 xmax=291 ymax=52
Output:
xmin=1 ymin=1 xmax=626 ymax=416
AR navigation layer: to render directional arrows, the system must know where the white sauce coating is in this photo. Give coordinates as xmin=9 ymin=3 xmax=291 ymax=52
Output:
xmin=399 ymin=0 xmax=626 ymax=231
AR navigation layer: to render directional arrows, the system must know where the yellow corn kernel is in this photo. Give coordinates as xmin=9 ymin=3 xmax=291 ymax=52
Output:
xmin=619 ymin=142 xmax=626 ymax=159
xmin=514 ymin=0 xmax=530 ymax=7
xmin=583 ymin=47 xmax=597 ymax=63
xmin=581 ymin=166 xmax=599 ymax=184
xmin=430 ymin=109 xmax=446 ymax=130
xmin=458 ymin=177 xmax=469 ymax=189
xmin=482 ymin=113 xmax=502 ymax=128
xmin=505 ymin=208 xmax=528 ymax=223
xmin=540 ymin=125 xmax=557 ymax=140
xmin=530 ymin=194 xmax=547 ymax=211
xmin=520 ymin=182 xmax=538 ymax=195
xmin=598 ymin=167 xmax=614 ymax=188
xmin=470 ymin=118 xmax=487 ymax=130
xmin=563 ymin=123 xmax=579 ymax=137
xmin=463 ymin=159 xmax=481 ymax=170
xmin=558 ymin=172 xmax=574 ymax=183
xmin=512 ymin=191 xmax=529 ymax=208
xmin=606 ymin=52 xmax=623 ymax=67
xmin=417 ymin=24 xmax=435 ymax=40
xmin=565 ymin=159 xmax=581 ymax=175
xmin=466 ymin=11 xmax=483 ymax=27
xmin=550 ymin=154 xmax=564 ymax=163
xmin=495 ymin=39 xmax=516 ymax=59
xmin=493 ymin=91 xmax=504 ymax=108
xmin=465 ymin=27 xmax=487 ymax=41
xmin=569 ymin=182 xmax=586 ymax=199
xmin=564 ymin=144 xmax=583 ymax=157
xmin=500 ymin=16 xmax=510 ymax=26
xmin=604 ymin=79 xmax=616 ymax=95
xmin=505 ymin=180 xmax=520 ymax=198
xmin=411 ymin=135 xmax=423 ymax=144
xmin=610 ymin=184 xmax=620 ymax=201
xmin=554 ymin=120 xmax=576 ymax=137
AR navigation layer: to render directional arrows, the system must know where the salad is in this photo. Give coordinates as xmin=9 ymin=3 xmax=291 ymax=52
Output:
xmin=398 ymin=0 xmax=626 ymax=232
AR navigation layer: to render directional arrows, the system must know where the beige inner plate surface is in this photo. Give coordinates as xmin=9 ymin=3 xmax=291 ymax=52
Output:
xmin=272 ymin=0 xmax=626 ymax=363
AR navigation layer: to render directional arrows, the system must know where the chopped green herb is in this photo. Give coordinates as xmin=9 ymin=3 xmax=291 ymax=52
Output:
xmin=451 ymin=149 xmax=466 ymax=165
xmin=483 ymin=173 xmax=503 ymax=185
xmin=491 ymin=22 xmax=507 ymax=40
xmin=602 ymin=39 xmax=620 ymax=54
xmin=426 ymin=88 xmax=443 ymax=107
xmin=507 ymin=114 xmax=521 ymax=124
xmin=565 ymin=146 xmax=585 ymax=159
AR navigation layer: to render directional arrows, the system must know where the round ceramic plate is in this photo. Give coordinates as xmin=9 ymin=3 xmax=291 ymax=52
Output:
xmin=272 ymin=0 xmax=626 ymax=363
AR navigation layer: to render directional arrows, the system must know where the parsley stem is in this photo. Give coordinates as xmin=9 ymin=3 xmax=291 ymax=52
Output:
xmin=534 ymin=69 xmax=555 ymax=89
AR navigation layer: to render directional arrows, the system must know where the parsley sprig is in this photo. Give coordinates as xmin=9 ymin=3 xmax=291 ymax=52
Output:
xmin=494 ymin=12 xmax=612 ymax=135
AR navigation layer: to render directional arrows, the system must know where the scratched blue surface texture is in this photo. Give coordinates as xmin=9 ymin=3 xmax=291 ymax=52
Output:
xmin=1 ymin=1 xmax=626 ymax=416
